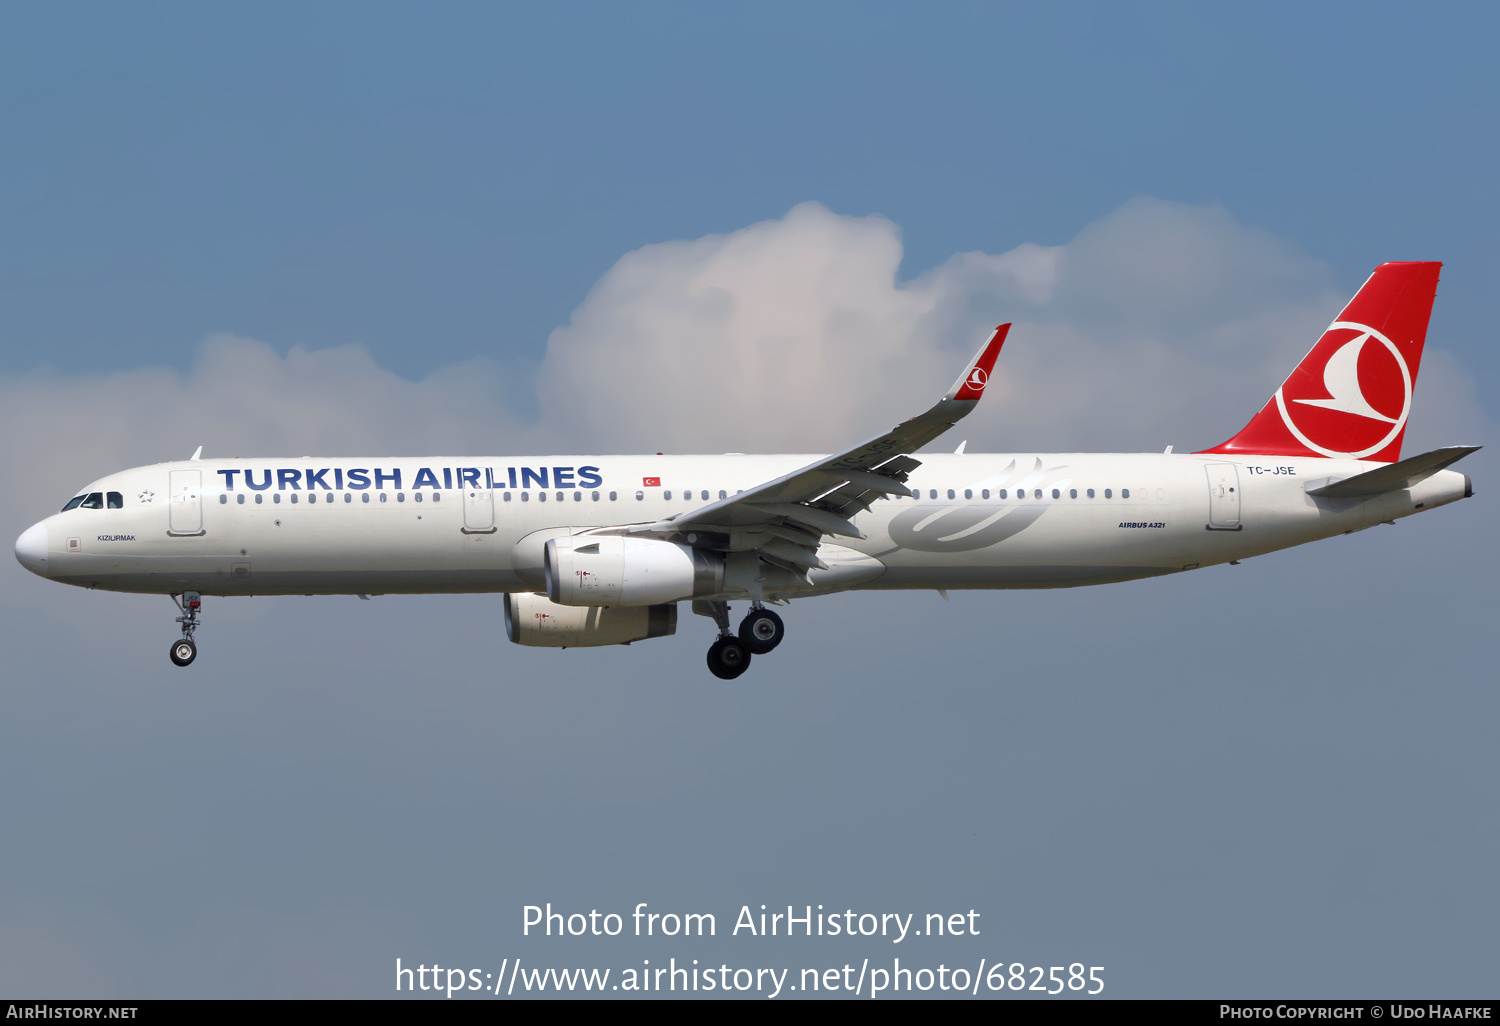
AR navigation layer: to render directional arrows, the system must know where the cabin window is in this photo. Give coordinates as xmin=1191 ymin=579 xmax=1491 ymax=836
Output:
xmin=982 ymin=489 xmax=990 ymax=499
xmin=1104 ymin=489 xmax=1112 ymax=498
xmin=219 ymin=494 xmax=227 ymax=504
xmin=255 ymin=494 xmax=264 ymax=505
xmin=538 ymin=491 xmax=546 ymax=502
xmin=1051 ymin=488 xmax=1059 ymax=499
xmin=1087 ymin=488 xmax=1095 ymax=498
xmin=308 ymin=493 xmax=317 ymax=504
xmin=397 ymin=492 xmax=406 ymax=502
xmin=997 ymin=489 xmax=1006 ymax=499
xmin=591 ymin=491 xmax=600 ymax=501
xmin=432 ymin=492 xmax=441 ymax=502
xmin=573 ymin=491 xmax=581 ymax=501
xmin=380 ymin=493 xmax=388 ymax=503
xmin=1122 ymin=488 xmax=1131 ymax=499
xmin=946 ymin=489 xmax=955 ymax=499
xmin=237 ymin=494 xmax=245 ymax=505
xmin=719 ymin=490 xmax=727 ymax=499
xmin=290 ymin=493 xmax=299 ymax=504
xmin=610 ymin=491 xmax=618 ymax=501
xmin=107 ymin=492 xmax=123 ymax=508
xmin=929 ymin=489 xmax=937 ymax=499
xmin=521 ymin=492 xmax=529 ymax=502
xmin=415 ymin=492 xmax=424 ymax=503
xmin=635 ymin=491 xmax=644 ymax=500
xmin=964 ymin=489 xmax=972 ymax=499
xmin=664 ymin=490 xmax=672 ymax=500
xmin=362 ymin=493 xmax=370 ymax=503
xmin=273 ymin=494 xmax=282 ymax=504
xmin=503 ymin=492 xmax=511 ymax=502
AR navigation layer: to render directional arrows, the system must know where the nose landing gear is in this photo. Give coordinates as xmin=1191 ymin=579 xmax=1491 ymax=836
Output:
xmin=169 ymin=592 xmax=201 ymax=667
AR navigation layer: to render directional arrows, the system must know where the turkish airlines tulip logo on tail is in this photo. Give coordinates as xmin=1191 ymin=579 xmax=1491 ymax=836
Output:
xmin=966 ymin=367 xmax=988 ymax=391
xmin=1274 ymin=321 xmax=1413 ymax=459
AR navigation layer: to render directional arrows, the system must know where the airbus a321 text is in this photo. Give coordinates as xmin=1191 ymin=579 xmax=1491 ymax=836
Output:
xmin=14 ymin=262 xmax=1477 ymax=679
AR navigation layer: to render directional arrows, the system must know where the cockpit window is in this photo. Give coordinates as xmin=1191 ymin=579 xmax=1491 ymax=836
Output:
xmin=79 ymin=492 xmax=105 ymax=510
xmin=107 ymin=491 xmax=124 ymax=509
xmin=62 ymin=495 xmax=86 ymax=511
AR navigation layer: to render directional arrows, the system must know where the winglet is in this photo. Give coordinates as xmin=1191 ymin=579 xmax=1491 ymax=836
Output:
xmin=946 ymin=324 xmax=1010 ymax=401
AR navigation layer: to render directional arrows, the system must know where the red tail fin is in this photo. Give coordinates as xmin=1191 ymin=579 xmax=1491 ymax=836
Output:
xmin=1200 ymin=261 xmax=1441 ymax=463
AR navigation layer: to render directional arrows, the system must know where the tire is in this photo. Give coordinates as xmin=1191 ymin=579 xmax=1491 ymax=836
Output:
xmin=706 ymin=637 xmax=752 ymax=680
xmin=738 ymin=608 xmax=785 ymax=654
xmin=170 ymin=639 xmax=197 ymax=667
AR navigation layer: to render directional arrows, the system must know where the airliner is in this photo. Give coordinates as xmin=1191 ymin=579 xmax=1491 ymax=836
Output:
xmin=13 ymin=262 xmax=1477 ymax=678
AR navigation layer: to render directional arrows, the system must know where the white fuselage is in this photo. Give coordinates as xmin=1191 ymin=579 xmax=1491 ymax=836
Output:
xmin=19 ymin=452 xmax=1471 ymax=600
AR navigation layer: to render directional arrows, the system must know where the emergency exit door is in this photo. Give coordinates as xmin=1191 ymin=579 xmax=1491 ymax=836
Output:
xmin=462 ymin=487 xmax=496 ymax=533
xmin=1205 ymin=463 xmax=1241 ymax=530
xmin=169 ymin=469 xmax=204 ymax=535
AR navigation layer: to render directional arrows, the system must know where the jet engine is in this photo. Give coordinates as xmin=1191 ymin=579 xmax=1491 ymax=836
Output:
xmin=544 ymin=535 xmax=724 ymax=606
xmin=504 ymin=592 xmax=677 ymax=648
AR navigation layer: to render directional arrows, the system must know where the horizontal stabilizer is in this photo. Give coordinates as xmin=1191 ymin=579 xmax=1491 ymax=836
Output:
xmin=1306 ymin=445 xmax=1480 ymax=498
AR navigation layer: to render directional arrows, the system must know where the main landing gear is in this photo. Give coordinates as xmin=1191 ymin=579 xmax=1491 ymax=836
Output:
xmin=169 ymin=592 xmax=201 ymax=667
xmin=738 ymin=607 xmax=785 ymax=654
xmin=696 ymin=601 xmax=787 ymax=680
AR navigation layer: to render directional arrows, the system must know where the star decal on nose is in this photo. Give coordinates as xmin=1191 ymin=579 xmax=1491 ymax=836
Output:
xmin=138 ymin=490 xmax=155 ymax=503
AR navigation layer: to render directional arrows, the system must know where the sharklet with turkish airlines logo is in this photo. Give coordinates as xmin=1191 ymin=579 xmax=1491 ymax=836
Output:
xmin=948 ymin=324 xmax=1010 ymax=401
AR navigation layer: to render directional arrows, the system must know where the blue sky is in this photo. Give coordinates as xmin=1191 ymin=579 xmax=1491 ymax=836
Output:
xmin=3 ymin=3 xmax=1495 ymax=388
xmin=0 ymin=2 xmax=1495 ymax=998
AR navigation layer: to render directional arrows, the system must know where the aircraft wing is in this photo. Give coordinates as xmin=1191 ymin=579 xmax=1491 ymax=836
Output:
xmin=628 ymin=324 xmax=1010 ymax=573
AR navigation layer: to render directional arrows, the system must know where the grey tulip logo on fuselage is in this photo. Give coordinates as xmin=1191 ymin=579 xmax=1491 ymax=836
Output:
xmin=886 ymin=458 xmax=1071 ymax=553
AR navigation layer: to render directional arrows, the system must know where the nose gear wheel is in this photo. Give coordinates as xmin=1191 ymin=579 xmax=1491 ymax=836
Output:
xmin=169 ymin=592 xmax=202 ymax=668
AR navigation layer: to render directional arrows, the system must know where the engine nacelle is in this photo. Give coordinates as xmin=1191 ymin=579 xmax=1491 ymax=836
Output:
xmin=504 ymin=592 xmax=677 ymax=648
xmin=544 ymin=535 xmax=724 ymax=607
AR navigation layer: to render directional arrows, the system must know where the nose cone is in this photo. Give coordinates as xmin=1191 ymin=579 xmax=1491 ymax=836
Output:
xmin=15 ymin=522 xmax=48 ymax=576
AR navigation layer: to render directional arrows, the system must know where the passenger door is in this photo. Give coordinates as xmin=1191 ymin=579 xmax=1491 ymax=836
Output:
xmin=1204 ymin=463 xmax=1241 ymax=530
xmin=169 ymin=470 xmax=204 ymax=535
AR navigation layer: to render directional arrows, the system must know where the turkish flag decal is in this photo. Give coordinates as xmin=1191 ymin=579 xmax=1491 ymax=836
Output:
xmin=643 ymin=477 xmax=661 ymax=487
